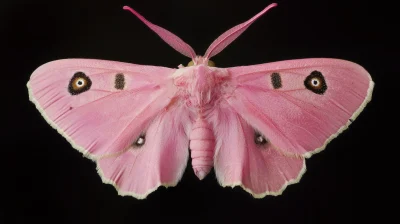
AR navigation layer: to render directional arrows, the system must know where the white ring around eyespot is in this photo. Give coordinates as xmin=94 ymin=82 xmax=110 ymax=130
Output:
xmin=75 ymin=78 xmax=86 ymax=87
xmin=311 ymin=78 xmax=320 ymax=87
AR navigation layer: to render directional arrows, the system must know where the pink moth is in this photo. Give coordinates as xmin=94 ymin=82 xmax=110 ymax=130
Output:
xmin=27 ymin=3 xmax=374 ymax=199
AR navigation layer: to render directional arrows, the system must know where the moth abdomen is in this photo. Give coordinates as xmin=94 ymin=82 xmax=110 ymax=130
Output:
xmin=189 ymin=117 xmax=215 ymax=180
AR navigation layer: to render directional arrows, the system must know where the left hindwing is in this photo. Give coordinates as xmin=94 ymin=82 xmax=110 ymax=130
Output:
xmin=225 ymin=58 xmax=374 ymax=158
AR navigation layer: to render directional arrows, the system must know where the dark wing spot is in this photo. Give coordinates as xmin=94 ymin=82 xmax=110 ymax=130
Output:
xmin=254 ymin=130 xmax=268 ymax=147
xmin=68 ymin=72 xmax=92 ymax=95
xmin=133 ymin=133 xmax=146 ymax=148
xmin=304 ymin=70 xmax=327 ymax=95
xmin=115 ymin=73 xmax=125 ymax=90
xmin=271 ymin=72 xmax=282 ymax=89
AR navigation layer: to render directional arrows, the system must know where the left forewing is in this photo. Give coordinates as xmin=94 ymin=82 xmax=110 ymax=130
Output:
xmin=28 ymin=59 xmax=177 ymax=159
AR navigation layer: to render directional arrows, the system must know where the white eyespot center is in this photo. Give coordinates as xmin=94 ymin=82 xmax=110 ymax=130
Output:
xmin=257 ymin=136 xmax=265 ymax=143
xmin=136 ymin=137 xmax=144 ymax=145
xmin=311 ymin=78 xmax=320 ymax=86
xmin=76 ymin=78 xmax=85 ymax=87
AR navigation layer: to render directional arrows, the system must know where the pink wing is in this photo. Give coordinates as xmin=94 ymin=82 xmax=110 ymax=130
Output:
xmin=226 ymin=58 xmax=374 ymax=158
xmin=210 ymin=103 xmax=305 ymax=197
xmin=28 ymin=59 xmax=193 ymax=198
xmin=97 ymin=104 xmax=192 ymax=199
xmin=27 ymin=59 xmax=177 ymax=159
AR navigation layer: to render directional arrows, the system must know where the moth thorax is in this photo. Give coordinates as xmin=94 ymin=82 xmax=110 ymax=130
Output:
xmin=189 ymin=117 xmax=215 ymax=180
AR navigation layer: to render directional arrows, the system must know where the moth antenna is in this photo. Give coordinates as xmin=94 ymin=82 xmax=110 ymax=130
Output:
xmin=123 ymin=6 xmax=197 ymax=59
xmin=204 ymin=3 xmax=278 ymax=59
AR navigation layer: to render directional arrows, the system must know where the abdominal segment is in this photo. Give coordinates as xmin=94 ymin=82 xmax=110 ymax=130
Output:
xmin=189 ymin=116 xmax=215 ymax=180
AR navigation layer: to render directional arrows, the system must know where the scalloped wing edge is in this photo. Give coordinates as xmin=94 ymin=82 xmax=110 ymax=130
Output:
xmin=95 ymin=153 xmax=189 ymax=199
xmin=95 ymin=166 xmax=176 ymax=200
xmin=218 ymin=159 xmax=307 ymax=198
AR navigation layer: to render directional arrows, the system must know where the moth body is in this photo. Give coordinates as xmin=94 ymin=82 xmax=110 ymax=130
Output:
xmin=173 ymin=60 xmax=230 ymax=180
xmin=189 ymin=116 xmax=215 ymax=180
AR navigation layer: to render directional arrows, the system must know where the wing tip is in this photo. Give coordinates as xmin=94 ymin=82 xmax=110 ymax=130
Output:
xmin=303 ymin=79 xmax=374 ymax=159
xmin=27 ymin=81 xmax=97 ymax=161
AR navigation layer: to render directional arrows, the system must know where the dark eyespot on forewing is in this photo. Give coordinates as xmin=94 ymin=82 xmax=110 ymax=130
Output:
xmin=271 ymin=72 xmax=282 ymax=89
xmin=304 ymin=70 xmax=327 ymax=95
xmin=68 ymin=72 xmax=92 ymax=95
xmin=133 ymin=133 xmax=146 ymax=148
xmin=115 ymin=73 xmax=125 ymax=90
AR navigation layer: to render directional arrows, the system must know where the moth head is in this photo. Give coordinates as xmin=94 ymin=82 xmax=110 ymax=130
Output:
xmin=187 ymin=56 xmax=215 ymax=67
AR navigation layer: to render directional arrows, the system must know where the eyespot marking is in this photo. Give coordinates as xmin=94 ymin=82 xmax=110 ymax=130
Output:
xmin=304 ymin=70 xmax=327 ymax=95
xmin=254 ymin=131 xmax=268 ymax=147
xmin=271 ymin=72 xmax=282 ymax=89
xmin=68 ymin=72 xmax=92 ymax=95
xmin=133 ymin=133 xmax=146 ymax=148
xmin=115 ymin=73 xmax=125 ymax=90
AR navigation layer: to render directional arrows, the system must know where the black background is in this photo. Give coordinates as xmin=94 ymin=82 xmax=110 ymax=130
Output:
xmin=3 ymin=0 xmax=392 ymax=223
